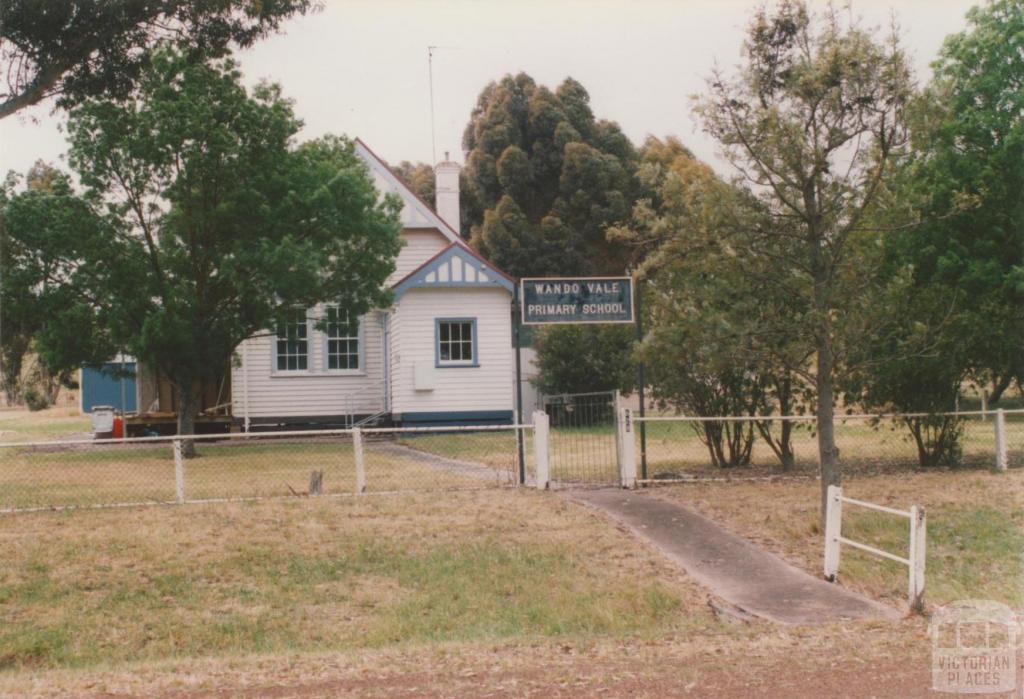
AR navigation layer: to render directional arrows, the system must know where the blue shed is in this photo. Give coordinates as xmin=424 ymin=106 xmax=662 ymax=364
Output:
xmin=80 ymin=361 xmax=137 ymax=413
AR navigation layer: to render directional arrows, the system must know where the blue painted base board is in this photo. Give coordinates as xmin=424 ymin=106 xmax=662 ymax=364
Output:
xmin=397 ymin=410 xmax=514 ymax=427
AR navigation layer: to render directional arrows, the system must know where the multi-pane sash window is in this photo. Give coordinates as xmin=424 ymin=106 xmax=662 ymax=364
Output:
xmin=275 ymin=309 xmax=308 ymax=371
xmin=326 ymin=307 xmax=360 ymax=370
xmin=437 ymin=319 xmax=475 ymax=365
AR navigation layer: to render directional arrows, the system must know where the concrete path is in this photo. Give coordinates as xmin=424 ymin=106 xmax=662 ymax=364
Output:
xmin=367 ymin=442 xmax=516 ymax=485
xmin=568 ymin=489 xmax=901 ymax=625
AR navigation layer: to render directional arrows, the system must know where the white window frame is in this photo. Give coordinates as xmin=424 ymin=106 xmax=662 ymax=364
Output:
xmin=322 ymin=306 xmax=365 ymax=375
xmin=272 ymin=308 xmax=312 ymax=374
xmin=435 ymin=317 xmax=479 ymax=368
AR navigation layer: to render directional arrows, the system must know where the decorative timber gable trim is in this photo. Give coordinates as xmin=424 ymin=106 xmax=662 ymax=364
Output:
xmin=392 ymin=243 xmax=515 ymax=299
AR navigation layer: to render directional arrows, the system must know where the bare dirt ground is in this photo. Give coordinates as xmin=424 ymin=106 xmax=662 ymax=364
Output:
xmin=8 ymin=623 xmax=1011 ymax=698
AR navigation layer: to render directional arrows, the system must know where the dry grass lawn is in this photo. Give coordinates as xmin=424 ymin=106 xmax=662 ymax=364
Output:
xmin=1 ymin=619 xmax=937 ymax=698
xmin=641 ymin=417 xmax=1024 ymax=477
xmin=0 ymin=490 xmax=722 ymax=679
xmin=0 ymin=436 xmax=520 ymax=510
xmin=656 ymin=468 xmax=1024 ymax=609
xmin=0 ymin=488 xmax=946 ymax=699
xmin=0 ymin=407 xmax=90 ymax=443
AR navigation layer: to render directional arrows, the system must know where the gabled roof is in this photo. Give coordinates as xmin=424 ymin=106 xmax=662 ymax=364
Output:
xmin=353 ymin=137 xmax=516 ymax=292
xmin=392 ymin=242 xmax=515 ymax=299
xmin=353 ymin=138 xmax=460 ymax=244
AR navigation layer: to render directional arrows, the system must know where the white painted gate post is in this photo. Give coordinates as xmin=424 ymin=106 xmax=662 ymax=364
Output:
xmin=533 ymin=410 xmax=550 ymax=490
xmin=353 ymin=428 xmax=366 ymax=494
xmin=823 ymin=485 xmax=842 ymax=581
xmin=909 ymin=504 xmax=927 ymax=612
xmin=173 ymin=439 xmax=185 ymax=504
xmin=618 ymin=408 xmax=637 ymax=489
xmin=994 ymin=408 xmax=1008 ymax=471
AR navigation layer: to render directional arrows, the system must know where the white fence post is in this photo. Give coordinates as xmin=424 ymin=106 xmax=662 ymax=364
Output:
xmin=533 ymin=410 xmax=550 ymax=490
xmin=994 ymin=408 xmax=1007 ymax=471
xmin=909 ymin=504 xmax=927 ymax=613
xmin=823 ymin=485 xmax=842 ymax=581
xmin=618 ymin=408 xmax=637 ymax=489
xmin=173 ymin=439 xmax=185 ymax=504
xmin=353 ymin=428 xmax=365 ymax=494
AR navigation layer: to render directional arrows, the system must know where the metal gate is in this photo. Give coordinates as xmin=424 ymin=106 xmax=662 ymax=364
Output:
xmin=542 ymin=390 xmax=620 ymax=486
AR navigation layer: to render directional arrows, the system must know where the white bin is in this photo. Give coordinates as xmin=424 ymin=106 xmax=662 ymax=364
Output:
xmin=91 ymin=405 xmax=115 ymax=438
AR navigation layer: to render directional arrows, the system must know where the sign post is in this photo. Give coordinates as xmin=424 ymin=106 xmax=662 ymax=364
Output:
xmin=635 ymin=279 xmax=647 ymax=479
xmin=517 ymin=276 xmax=646 ymax=481
xmin=513 ymin=287 xmax=526 ymax=485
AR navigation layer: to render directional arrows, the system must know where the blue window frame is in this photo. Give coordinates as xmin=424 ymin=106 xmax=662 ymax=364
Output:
xmin=274 ymin=309 xmax=309 ymax=371
xmin=435 ymin=318 xmax=478 ymax=367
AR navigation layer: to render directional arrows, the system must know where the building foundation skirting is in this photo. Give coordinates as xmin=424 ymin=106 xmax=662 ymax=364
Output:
xmin=237 ymin=410 xmax=513 ymax=430
xmin=395 ymin=410 xmax=514 ymax=427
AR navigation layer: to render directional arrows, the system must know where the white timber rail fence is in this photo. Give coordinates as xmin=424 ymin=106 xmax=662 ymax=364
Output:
xmin=824 ymin=484 xmax=927 ymax=612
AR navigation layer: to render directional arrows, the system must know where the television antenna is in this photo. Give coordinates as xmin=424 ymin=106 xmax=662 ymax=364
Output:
xmin=427 ymin=45 xmax=458 ymax=164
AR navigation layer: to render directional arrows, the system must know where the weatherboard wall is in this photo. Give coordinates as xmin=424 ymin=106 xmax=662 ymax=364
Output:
xmin=390 ymin=286 xmax=514 ymax=419
xmin=231 ymin=227 xmax=453 ymax=422
xmin=231 ymin=308 xmax=387 ymax=420
xmin=387 ymin=229 xmax=450 ymax=285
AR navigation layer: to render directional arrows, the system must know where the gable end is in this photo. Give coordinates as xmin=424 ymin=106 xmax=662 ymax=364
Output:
xmin=393 ymin=244 xmax=515 ymax=299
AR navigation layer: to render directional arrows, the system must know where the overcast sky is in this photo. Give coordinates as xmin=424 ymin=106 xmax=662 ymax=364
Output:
xmin=0 ymin=0 xmax=978 ymax=179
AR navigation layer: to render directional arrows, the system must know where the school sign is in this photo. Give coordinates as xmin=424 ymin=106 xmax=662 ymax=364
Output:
xmin=520 ymin=277 xmax=634 ymax=325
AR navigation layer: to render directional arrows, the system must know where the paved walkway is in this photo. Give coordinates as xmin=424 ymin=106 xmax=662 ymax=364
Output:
xmin=368 ymin=442 xmax=517 ymax=485
xmin=568 ymin=489 xmax=901 ymax=625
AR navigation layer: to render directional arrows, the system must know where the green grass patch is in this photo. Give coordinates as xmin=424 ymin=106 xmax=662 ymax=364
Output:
xmin=837 ymin=505 xmax=1024 ymax=607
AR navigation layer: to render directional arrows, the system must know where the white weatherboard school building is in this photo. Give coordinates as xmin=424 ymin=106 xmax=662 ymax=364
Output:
xmin=231 ymin=140 xmax=517 ymax=429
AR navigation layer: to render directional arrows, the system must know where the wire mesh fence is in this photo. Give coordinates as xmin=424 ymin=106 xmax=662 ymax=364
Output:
xmin=541 ymin=391 xmax=620 ymax=485
xmin=635 ymin=410 xmax=1024 ymax=481
xmin=362 ymin=426 xmax=524 ymax=492
xmin=0 ymin=425 xmax=528 ymax=513
xmin=3 ymin=409 xmax=1019 ymax=511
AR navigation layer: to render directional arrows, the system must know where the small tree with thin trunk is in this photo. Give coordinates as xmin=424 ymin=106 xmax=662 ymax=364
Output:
xmin=693 ymin=1 xmax=913 ymax=515
xmin=22 ymin=47 xmax=402 ymax=452
xmin=610 ymin=135 xmax=811 ymax=471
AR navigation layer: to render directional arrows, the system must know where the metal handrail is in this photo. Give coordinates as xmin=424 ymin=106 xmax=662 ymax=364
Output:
xmin=0 ymin=423 xmax=533 ymax=450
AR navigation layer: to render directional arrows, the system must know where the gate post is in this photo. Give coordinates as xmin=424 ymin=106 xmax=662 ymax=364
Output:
xmin=533 ymin=411 xmax=550 ymax=489
xmin=353 ymin=428 xmax=366 ymax=494
xmin=618 ymin=408 xmax=637 ymax=489
xmin=173 ymin=439 xmax=185 ymax=504
xmin=994 ymin=408 xmax=1007 ymax=471
xmin=909 ymin=504 xmax=927 ymax=613
xmin=823 ymin=485 xmax=842 ymax=581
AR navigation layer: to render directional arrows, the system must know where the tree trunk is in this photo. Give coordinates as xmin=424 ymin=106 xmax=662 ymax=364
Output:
xmin=175 ymin=381 xmax=200 ymax=459
xmin=37 ymin=364 xmax=62 ymax=405
xmin=989 ymin=373 xmax=1013 ymax=405
xmin=0 ymin=340 xmax=29 ymax=405
xmin=816 ymin=346 xmax=840 ymax=522
xmin=1 ymin=367 xmax=21 ymax=405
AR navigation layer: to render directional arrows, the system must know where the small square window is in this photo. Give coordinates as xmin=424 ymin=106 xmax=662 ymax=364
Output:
xmin=437 ymin=319 xmax=476 ymax=366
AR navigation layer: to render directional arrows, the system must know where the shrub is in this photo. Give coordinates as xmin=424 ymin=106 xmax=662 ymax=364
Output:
xmin=23 ymin=387 xmax=49 ymax=412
